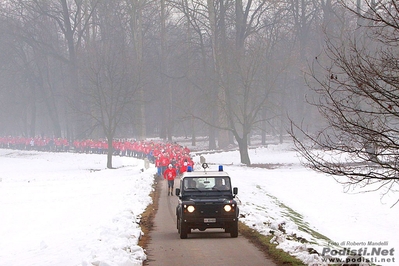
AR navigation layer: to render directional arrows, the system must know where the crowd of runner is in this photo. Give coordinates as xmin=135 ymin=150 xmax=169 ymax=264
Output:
xmin=0 ymin=136 xmax=194 ymax=176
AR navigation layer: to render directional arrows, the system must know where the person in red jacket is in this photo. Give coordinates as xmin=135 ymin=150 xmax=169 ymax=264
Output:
xmin=155 ymin=155 xmax=162 ymax=176
xmin=163 ymin=164 xmax=177 ymax=196
xmin=160 ymin=153 xmax=170 ymax=175
xmin=179 ymin=161 xmax=188 ymax=175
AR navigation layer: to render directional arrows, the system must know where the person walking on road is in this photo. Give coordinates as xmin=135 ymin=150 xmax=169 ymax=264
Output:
xmin=163 ymin=163 xmax=177 ymax=196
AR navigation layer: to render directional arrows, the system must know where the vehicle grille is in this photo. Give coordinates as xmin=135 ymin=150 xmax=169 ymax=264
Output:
xmin=196 ymin=203 xmax=222 ymax=216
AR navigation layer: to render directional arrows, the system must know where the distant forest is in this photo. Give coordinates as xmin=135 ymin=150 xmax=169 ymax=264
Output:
xmin=0 ymin=1 xmax=366 ymax=150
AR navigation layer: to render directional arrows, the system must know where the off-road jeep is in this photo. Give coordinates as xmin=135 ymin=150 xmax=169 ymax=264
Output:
xmin=175 ymin=163 xmax=239 ymax=239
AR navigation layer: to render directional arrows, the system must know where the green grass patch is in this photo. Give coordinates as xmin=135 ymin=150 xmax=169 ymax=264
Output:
xmin=265 ymin=192 xmax=333 ymax=245
xmin=239 ymin=222 xmax=306 ymax=266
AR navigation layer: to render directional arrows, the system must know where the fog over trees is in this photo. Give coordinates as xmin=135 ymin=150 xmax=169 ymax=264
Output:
xmin=291 ymin=0 xmax=399 ymax=204
xmin=0 ymin=0 xmax=394 ymax=168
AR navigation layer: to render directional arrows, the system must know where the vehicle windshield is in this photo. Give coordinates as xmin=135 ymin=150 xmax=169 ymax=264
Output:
xmin=183 ymin=177 xmax=231 ymax=192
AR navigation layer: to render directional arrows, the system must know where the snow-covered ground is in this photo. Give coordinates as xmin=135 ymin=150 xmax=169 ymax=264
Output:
xmin=199 ymin=144 xmax=398 ymax=266
xmin=0 ymin=150 xmax=153 ymax=266
xmin=0 ymin=143 xmax=398 ymax=266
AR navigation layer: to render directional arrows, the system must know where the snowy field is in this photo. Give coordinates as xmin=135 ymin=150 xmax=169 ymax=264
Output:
xmin=199 ymin=144 xmax=398 ymax=266
xmin=0 ymin=143 xmax=398 ymax=266
xmin=0 ymin=150 xmax=153 ymax=266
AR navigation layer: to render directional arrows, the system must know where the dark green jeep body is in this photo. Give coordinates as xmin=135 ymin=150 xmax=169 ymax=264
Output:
xmin=175 ymin=164 xmax=239 ymax=239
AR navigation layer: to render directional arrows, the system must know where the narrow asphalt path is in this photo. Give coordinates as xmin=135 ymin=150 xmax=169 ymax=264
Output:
xmin=144 ymin=177 xmax=277 ymax=266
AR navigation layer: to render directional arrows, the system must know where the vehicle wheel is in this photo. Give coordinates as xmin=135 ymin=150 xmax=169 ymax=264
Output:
xmin=179 ymin=219 xmax=188 ymax=239
xmin=230 ymin=221 xmax=238 ymax=238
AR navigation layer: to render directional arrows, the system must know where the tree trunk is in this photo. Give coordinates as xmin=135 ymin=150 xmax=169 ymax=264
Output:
xmin=107 ymin=137 xmax=113 ymax=169
xmin=209 ymin=125 xmax=217 ymax=150
xmin=237 ymin=134 xmax=251 ymax=165
xmin=28 ymin=77 xmax=37 ymax=138
xmin=160 ymin=0 xmax=169 ymax=141
xmin=207 ymin=0 xmax=229 ymax=149
xmin=60 ymin=0 xmax=83 ymax=139
xmin=130 ymin=0 xmax=146 ymax=140
xmin=261 ymin=106 xmax=266 ymax=145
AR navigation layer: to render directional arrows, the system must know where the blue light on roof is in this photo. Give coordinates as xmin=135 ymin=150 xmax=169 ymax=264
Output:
xmin=187 ymin=165 xmax=193 ymax=172
xmin=219 ymin=165 xmax=223 ymax=171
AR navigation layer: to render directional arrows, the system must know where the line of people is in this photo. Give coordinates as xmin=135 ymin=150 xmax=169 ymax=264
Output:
xmin=0 ymin=136 xmax=70 ymax=152
xmin=0 ymin=136 xmax=194 ymax=174
xmin=1 ymin=135 xmax=195 ymax=197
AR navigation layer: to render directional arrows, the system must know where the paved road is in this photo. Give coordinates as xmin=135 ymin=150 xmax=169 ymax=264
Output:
xmin=144 ymin=178 xmax=277 ymax=266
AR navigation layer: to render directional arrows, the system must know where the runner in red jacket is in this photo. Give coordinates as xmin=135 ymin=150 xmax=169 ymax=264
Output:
xmin=163 ymin=164 xmax=177 ymax=196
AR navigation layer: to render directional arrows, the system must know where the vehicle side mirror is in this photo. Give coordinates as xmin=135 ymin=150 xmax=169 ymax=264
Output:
xmin=233 ymin=187 xmax=238 ymax=196
xmin=175 ymin=188 xmax=180 ymax=196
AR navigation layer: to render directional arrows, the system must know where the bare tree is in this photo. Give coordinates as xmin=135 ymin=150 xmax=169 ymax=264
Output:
xmin=291 ymin=0 xmax=399 ymax=206
xmin=171 ymin=0 xmax=218 ymax=149
xmin=224 ymin=41 xmax=273 ymax=164
xmin=0 ymin=2 xmax=69 ymax=137
xmin=0 ymin=18 xmax=34 ymax=136
xmin=285 ymin=0 xmax=326 ymax=138
xmin=78 ymin=0 xmax=140 ymax=168
xmin=126 ymin=0 xmax=147 ymax=140
xmin=0 ymin=0 xmax=99 ymax=139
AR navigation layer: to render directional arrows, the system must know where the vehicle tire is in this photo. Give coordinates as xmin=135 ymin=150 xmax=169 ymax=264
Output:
xmin=179 ymin=219 xmax=188 ymax=239
xmin=230 ymin=221 xmax=238 ymax=238
xmin=177 ymin=216 xmax=180 ymax=231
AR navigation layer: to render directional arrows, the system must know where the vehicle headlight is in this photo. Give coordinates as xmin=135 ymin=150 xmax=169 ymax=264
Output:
xmin=186 ymin=205 xmax=195 ymax=213
xmin=224 ymin=204 xmax=232 ymax=212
